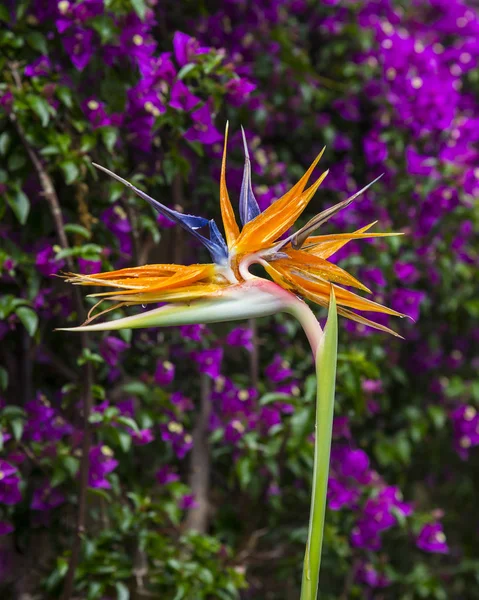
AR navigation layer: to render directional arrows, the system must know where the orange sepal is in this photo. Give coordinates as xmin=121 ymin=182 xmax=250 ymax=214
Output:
xmin=87 ymin=282 xmax=226 ymax=304
xmin=280 ymin=249 xmax=371 ymax=293
xmin=336 ymin=307 xmax=403 ymax=338
xmin=81 ymin=264 xmax=216 ymax=298
xmin=220 ymin=122 xmax=240 ymax=248
xmin=303 ymin=223 xmax=402 ymax=259
xmin=234 ymin=148 xmax=327 ymax=253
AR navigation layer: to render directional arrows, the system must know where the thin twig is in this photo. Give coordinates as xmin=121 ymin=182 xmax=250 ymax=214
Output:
xmin=339 ymin=557 xmax=360 ymax=600
xmin=7 ymin=64 xmax=94 ymax=600
xmin=185 ymin=373 xmax=212 ymax=532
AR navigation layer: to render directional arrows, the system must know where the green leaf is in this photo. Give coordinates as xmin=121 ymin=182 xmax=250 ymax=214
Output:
xmin=91 ymin=384 xmax=106 ymax=400
xmin=0 ymin=366 xmax=8 ymax=391
xmin=115 ymin=582 xmax=130 ymax=600
xmin=16 ymin=306 xmax=38 ymax=336
xmin=39 ymin=145 xmax=60 ymax=156
xmin=259 ymin=392 xmax=292 ymax=405
xmin=8 ymin=151 xmax=26 ymax=171
xmin=428 ymin=405 xmax=446 ymax=429
xmin=64 ymin=223 xmax=92 ymax=240
xmin=27 ymin=95 xmax=51 ymax=126
xmin=63 ymin=456 xmax=80 ymax=478
xmin=236 ymin=456 xmax=252 ymax=490
xmin=177 ymin=63 xmax=197 ymax=80
xmin=15 ymin=0 xmax=29 ymax=19
xmin=90 ymin=15 xmax=118 ymax=44
xmin=117 ymin=416 xmax=140 ymax=433
xmin=116 ymin=430 xmax=132 ymax=452
xmin=7 ymin=189 xmax=30 ymax=224
xmin=77 ymin=348 xmax=104 ymax=366
xmin=10 ymin=418 xmax=24 ymax=441
xmin=130 ymin=0 xmax=146 ymax=20
xmin=0 ymin=5 xmax=10 ymax=21
xmin=0 ymin=132 xmax=11 ymax=156
xmin=26 ymin=32 xmax=48 ymax=54
xmin=121 ymin=381 xmax=149 ymax=398
xmin=60 ymin=161 xmax=80 ymax=185
xmin=101 ymin=127 xmax=118 ymax=152
xmin=55 ymin=243 xmax=102 ymax=261
xmin=56 ymin=86 xmax=73 ymax=109
xmin=1 ymin=406 xmax=26 ymax=419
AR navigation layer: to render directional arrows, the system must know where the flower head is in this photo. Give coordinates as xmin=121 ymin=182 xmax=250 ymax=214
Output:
xmin=60 ymin=125 xmax=404 ymax=337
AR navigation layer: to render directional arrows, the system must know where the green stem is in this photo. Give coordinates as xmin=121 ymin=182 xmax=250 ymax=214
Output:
xmin=289 ymin=292 xmax=338 ymax=600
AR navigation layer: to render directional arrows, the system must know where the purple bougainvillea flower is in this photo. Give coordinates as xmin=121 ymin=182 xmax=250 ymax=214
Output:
xmin=24 ymin=394 xmax=73 ymax=443
xmin=157 ymin=213 xmax=176 ymax=229
xmin=88 ymin=445 xmax=118 ymax=489
xmin=265 ymin=354 xmax=293 ymax=383
xmin=179 ymin=324 xmax=207 ymax=342
xmin=81 ymin=98 xmax=119 ymax=130
xmin=416 ymin=522 xmax=449 ymax=554
xmin=31 ymin=484 xmax=65 ymax=511
xmin=179 ymin=493 xmax=198 ymax=510
xmin=170 ymin=392 xmax=194 ymax=411
xmin=394 ymin=262 xmax=419 ymax=284
xmin=173 ymin=31 xmax=209 ymax=67
xmin=357 ymin=562 xmax=391 ymax=588
xmin=99 ymin=336 xmax=129 ymax=367
xmin=0 ymin=522 xmax=13 ymax=536
xmin=100 ymin=205 xmax=132 ymax=257
xmin=169 ymin=80 xmax=201 ymax=112
xmin=62 ymin=28 xmax=94 ymax=71
xmin=193 ymin=347 xmax=223 ymax=378
xmin=160 ymin=418 xmax=193 ymax=459
xmin=184 ymin=105 xmax=223 ymax=145
xmin=341 ymin=449 xmax=369 ymax=478
xmin=225 ymin=326 xmax=254 ymax=352
xmin=224 ymin=419 xmax=246 ymax=443
xmin=328 ymin=477 xmax=359 ymax=511
xmin=450 ymin=405 xmax=479 ymax=458
xmin=132 ymin=429 xmax=154 ymax=445
xmin=36 ymin=244 xmax=65 ymax=276
xmin=363 ymin=132 xmax=388 ymax=165
xmin=362 ymin=379 xmax=383 ymax=394
xmin=77 ymin=258 xmax=102 ymax=275
xmin=24 ymin=55 xmax=51 ymax=77
xmin=360 ymin=267 xmax=387 ymax=288
xmin=391 ymin=289 xmax=426 ymax=321
xmin=225 ymin=78 xmax=256 ymax=107
xmin=154 ymin=360 xmax=175 ymax=386
xmin=0 ymin=461 xmax=21 ymax=505
xmin=156 ymin=466 xmax=180 ymax=485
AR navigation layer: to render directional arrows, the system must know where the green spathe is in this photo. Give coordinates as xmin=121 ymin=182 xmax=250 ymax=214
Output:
xmin=57 ymin=280 xmax=290 ymax=332
xmin=300 ymin=289 xmax=338 ymax=600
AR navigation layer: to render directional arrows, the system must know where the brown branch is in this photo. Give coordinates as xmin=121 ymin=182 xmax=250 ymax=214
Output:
xmin=138 ymin=233 xmax=155 ymax=266
xmin=8 ymin=65 xmax=94 ymax=600
xmin=339 ymin=557 xmax=360 ymax=600
xmin=184 ymin=373 xmax=212 ymax=533
xmin=123 ymin=199 xmax=141 ymax=265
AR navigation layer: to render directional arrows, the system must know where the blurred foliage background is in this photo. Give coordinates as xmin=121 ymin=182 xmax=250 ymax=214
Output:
xmin=0 ymin=0 xmax=478 ymax=598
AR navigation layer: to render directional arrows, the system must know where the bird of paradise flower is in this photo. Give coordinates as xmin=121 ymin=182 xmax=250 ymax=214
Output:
xmin=60 ymin=124 xmax=404 ymax=599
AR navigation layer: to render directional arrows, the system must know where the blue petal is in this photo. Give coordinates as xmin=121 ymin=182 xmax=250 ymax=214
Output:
xmin=92 ymin=164 xmax=228 ymax=265
xmin=239 ymin=127 xmax=261 ymax=225
xmin=208 ymin=219 xmax=229 ymax=263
